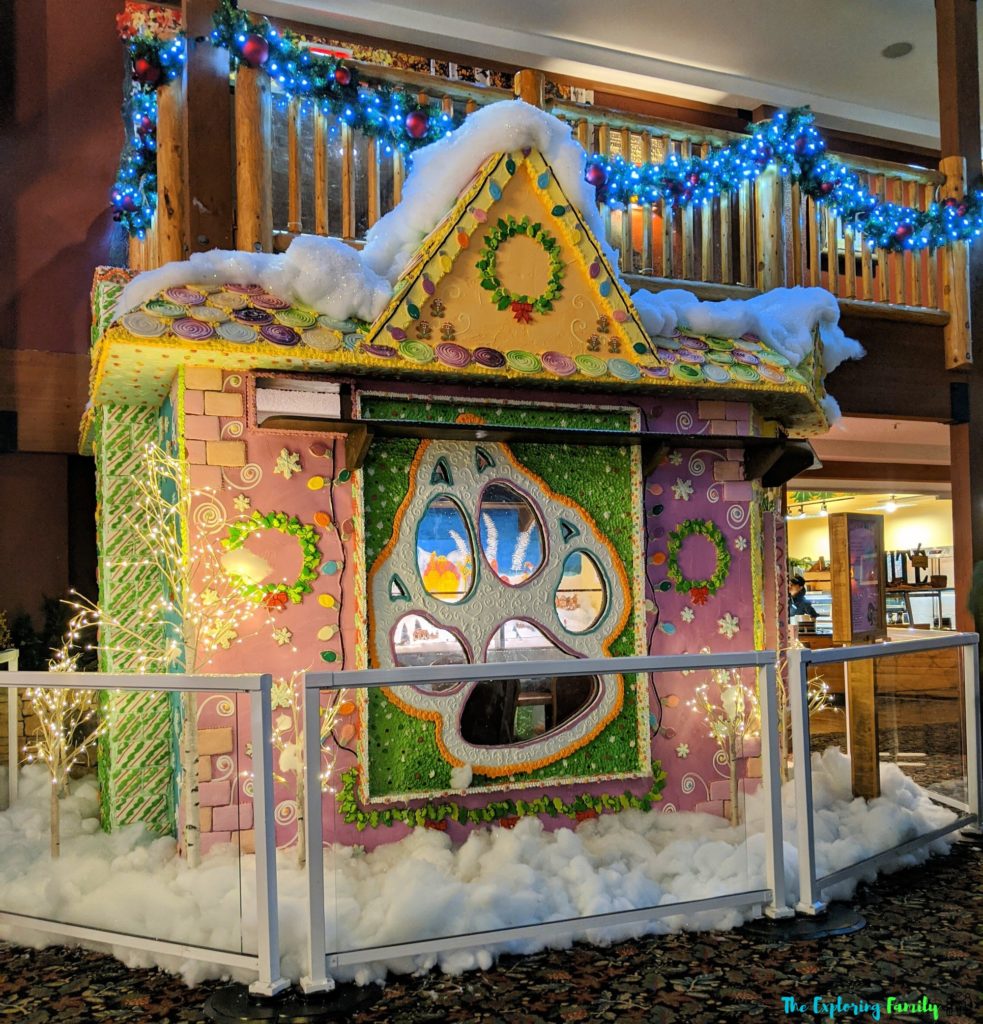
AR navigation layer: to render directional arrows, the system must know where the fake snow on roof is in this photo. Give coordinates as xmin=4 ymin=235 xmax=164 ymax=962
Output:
xmin=111 ymin=100 xmax=861 ymax=407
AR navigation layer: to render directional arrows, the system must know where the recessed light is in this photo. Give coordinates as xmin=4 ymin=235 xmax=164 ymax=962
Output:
xmin=881 ymin=41 xmax=914 ymax=59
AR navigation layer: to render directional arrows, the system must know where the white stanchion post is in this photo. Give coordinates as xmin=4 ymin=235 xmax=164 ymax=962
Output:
xmin=3 ymin=650 xmax=18 ymax=808
xmin=300 ymin=680 xmax=330 ymax=993
xmin=962 ymin=639 xmax=983 ymax=833
xmin=760 ymin=660 xmax=792 ymax=918
xmin=249 ymin=674 xmax=290 ymax=997
xmin=788 ymin=647 xmax=825 ymax=915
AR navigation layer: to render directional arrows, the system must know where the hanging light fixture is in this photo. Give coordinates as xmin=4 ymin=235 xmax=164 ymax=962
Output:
xmin=884 ymin=495 xmax=898 ymax=513
xmin=819 ymin=502 xmax=828 ymax=517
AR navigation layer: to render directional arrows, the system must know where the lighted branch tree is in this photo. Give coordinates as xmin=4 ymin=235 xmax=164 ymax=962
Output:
xmin=689 ymin=668 xmax=760 ymax=827
xmin=26 ymin=650 xmax=107 ymax=858
xmin=264 ymin=672 xmax=354 ymax=868
xmin=56 ymin=443 xmax=273 ymax=867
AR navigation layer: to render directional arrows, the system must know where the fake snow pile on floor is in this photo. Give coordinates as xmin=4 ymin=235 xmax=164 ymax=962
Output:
xmin=0 ymin=750 xmax=957 ymax=987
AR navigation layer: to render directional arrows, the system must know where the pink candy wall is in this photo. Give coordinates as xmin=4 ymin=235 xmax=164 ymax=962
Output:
xmin=184 ymin=373 xmax=776 ymax=855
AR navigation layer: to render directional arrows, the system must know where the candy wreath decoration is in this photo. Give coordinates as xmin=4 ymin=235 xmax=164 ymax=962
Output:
xmin=665 ymin=518 xmax=731 ymax=605
xmin=476 ymin=214 xmax=565 ymax=321
xmin=221 ymin=511 xmax=321 ymax=606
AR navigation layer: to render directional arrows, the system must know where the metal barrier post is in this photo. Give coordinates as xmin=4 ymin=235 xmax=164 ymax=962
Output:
xmin=760 ymin=660 xmax=792 ymax=918
xmin=787 ymin=646 xmax=825 ymax=915
xmin=300 ymin=680 xmax=330 ymax=993
xmin=962 ymin=641 xmax=983 ymax=832
xmin=2 ymin=650 xmax=19 ymax=807
xmin=249 ymin=674 xmax=289 ymax=997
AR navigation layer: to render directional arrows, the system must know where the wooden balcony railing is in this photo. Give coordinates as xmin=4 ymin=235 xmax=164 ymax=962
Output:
xmin=132 ymin=60 xmax=970 ymax=366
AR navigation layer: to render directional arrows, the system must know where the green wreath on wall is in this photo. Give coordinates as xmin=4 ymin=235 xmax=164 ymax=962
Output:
xmin=476 ymin=215 xmax=565 ymax=320
xmin=222 ymin=511 xmax=321 ymax=605
xmin=666 ymin=518 xmax=731 ymax=605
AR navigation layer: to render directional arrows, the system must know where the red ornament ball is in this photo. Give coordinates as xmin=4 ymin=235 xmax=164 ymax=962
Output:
xmin=585 ymin=163 xmax=607 ymax=188
xmin=240 ymin=33 xmax=269 ymax=68
xmin=334 ymin=65 xmax=351 ymax=86
xmin=894 ymin=223 xmax=912 ymax=240
xmin=958 ymin=203 xmax=968 ymax=217
xmin=819 ymin=181 xmax=834 ymax=195
xmin=121 ymin=195 xmax=138 ymax=213
xmin=405 ymin=110 xmax=429 ymax=139
xmin=132 ymin=57 xmax=161 ymax=87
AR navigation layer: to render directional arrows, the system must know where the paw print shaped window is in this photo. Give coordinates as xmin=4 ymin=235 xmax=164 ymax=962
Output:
xmin=368 ymin=437 xmax=633 ymax=785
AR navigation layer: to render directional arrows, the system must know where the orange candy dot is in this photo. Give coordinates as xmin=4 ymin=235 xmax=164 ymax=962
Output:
xmin=337 ymin=701 xmax=356 ymax=716
xmin=650 ymin=552 xmax=667 ymax=565
xmin=314 ymin=511 xmax=331 ymax=528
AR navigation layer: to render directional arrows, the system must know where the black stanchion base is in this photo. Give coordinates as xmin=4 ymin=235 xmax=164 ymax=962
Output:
xmin=741 ymin=902 xmax=866 ymax=942
xmin=203 ymin=983 xmax=382 ymax=1023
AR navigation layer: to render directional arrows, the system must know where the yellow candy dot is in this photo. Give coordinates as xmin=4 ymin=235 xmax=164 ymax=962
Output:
xmin=318 ymin=594 xmax=336 ymax=609
xmin=317 ymin=625 xmax=338 ymax=641
xmin=307 ymin=475 xmax=325 ymax=491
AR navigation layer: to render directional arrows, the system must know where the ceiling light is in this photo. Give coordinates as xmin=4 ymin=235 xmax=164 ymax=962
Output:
xmin=881 ymin=41 xmax=914 ymax=59
xmin=819 ymin=502 xmax=828 ymax=517
xmin=884 ymin=496 xmax=898 ymax=513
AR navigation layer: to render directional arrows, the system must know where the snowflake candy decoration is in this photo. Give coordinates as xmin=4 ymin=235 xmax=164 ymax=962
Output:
xmin=734 ymin=535 xmax=748 ymax=551
xmin=680 ymin=606 xmax=695 ymax=623
xmin=671 ymin=478 xmax=694 ymax=501
xmin=675 ymin=743 xmax=690 ymax=759
xmin=717 ymin=612 xmax=740 ymax=639
xmin=668 ymin=450 xmax=683 ymax=466
xmin=233 ymin=494 xmax=252 ymax=514
xmin=274 ymin=448 xmax=302 ymax=479
xmin=273 ymin=626 xmax=293 ymax=647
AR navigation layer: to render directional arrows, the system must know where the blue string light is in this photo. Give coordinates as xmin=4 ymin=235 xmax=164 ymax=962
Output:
xmin=587 ymin=107 xmax=983 ymax=253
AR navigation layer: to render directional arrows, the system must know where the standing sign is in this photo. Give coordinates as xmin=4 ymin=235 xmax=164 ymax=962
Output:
xmin=829 ymin=513 xmax=887 ymax=645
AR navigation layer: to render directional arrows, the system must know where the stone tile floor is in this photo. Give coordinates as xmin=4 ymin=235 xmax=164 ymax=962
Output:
xmin=1 ymin=838 xmax=980 ymax=1023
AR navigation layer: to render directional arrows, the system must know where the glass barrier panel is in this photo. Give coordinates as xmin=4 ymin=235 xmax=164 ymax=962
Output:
xmin=0 ymin=686 xmax=250 ymax=958
xmin=322 ymin=670 xmax=757 ymax=960
xmin=806 ymin=645 xmax=968 ymax=891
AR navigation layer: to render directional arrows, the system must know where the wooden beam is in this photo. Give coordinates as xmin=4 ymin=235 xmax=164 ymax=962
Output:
xmin=0 ymin=351 xmax=89 ymax=454
xmin=234 ymin=66 xmax=273 ymax=252
xmin=830 ymin=317 xmax=958 ymax=421
xmin=846 ymin=659 xmax=880 ymax=800
xmin=182 ymin=0 xmax=235 ymax=252
xmin=156 ymin=77 xmax=187 ymax=263
xmin=936 ymin=0 xmax=983 ymax=633
xmin=513 ymin=69 xmax=545 ymax=107
xmin=799 ymin=461 xmax=951 ymax=486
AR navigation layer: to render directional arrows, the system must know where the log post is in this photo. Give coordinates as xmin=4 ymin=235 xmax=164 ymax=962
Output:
xmin=940 ymin=155 xmax=973 ymax=368
xmin=937 ymin=0 xmax=983 ymax=632
xmin=234 ymin=66 xmax=273 ymax=252
xmin=514 ymin=69 xmax=545 ymax=108
xmin=156 ymin=77 xmax=187 ymax=263
xmin=754 ymin=165 xmax=785 ymax=292
xmin=287 ymin=97 xmax=303 ymax=235
xmin=846 ymin=659 xmax=880 ymax=799
xmin=182 ymin=0 xmax=235 ymax=252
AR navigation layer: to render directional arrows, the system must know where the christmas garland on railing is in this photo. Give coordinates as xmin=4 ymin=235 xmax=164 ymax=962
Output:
xmin=111 ymin=6 xmax=185 ymax=236
xmin=586 ymin=107 xmax=983 ymax=253
xmin=210 ymin=0 xmax=463 ymax=150
xmin=111 ymin=6 xmax=983 ymax=255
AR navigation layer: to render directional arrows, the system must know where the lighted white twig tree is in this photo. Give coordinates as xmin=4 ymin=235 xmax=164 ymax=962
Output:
xmin=25 ymin=649 xmax=107 ymax=858
xmin=264 ymin=672 xmax=352 ymax=867
xmin=689 ymin=668 xmax=760 ymax=827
